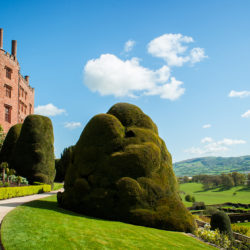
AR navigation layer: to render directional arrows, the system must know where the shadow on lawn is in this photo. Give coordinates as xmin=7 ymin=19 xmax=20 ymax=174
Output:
xmin=21 ymin=199 xmax=106 ymax=221
xmin=194 ymin=185 xmax=250 ymax=194
xmin=194 ymin=186 xmax=236 ymax=193
xmin=237 ymin=186 xmax=250 ymax=192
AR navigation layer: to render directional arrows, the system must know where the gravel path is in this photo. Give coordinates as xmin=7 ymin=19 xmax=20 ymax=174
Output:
xmin=0 ymin=189 xmax=63 ymax=223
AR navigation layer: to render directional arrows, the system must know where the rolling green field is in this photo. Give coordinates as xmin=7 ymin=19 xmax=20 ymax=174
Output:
xmin=179 ymin=183 xmax=250 ymax=206
xmin=1 ymin=195 xmax=215 ymax=250
xmin=174 ymin=155 xmax=250 ymax=176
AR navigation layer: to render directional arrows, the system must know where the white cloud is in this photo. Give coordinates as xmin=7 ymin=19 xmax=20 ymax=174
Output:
xmin=34 ymin=103 xmax=66 ymax=116
xmin=185 ymin=145 xmax=228 ymax=155
xmin=124 ymin=40 xmax=136 ymax=53
xmin=242 ymin=110 xmax=250 ymax=118
xmin=84 ymin=54 xmax=184 ymax=100
xmin=201 ymin=137 xmax=213 ymax=143
xmin=64 ymin=122 xmax=81 ymax=130
xmin=202 ymin=124 xmax=211 ymax=129
xmin=229 ymin=90 xmax=250 ymax=98
xmin=186 ymin=137 xmax=246 ymax=155
xmin=190 ymin=47 xmax=207 ymax=64
xmin=84 ymin=33 xmax=206 ymax=100
xmin=147 ymin=33 xmax=207 ymax=66
xmin=217 ymin=138 xmax=246 ymax=146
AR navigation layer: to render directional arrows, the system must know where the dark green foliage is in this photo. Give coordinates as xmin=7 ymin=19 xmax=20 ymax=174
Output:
xmin=185 ymin=194 xmax=195 ymax=202
xmin=210 ymin=211 xmax=233 ymax=238
xmin=58 ymin=103 xmax=196 ymax=232
xmin=191 ymin=202 xmax=206 ymax=210
xmin=0 ymin=123 xmax=22 ymax=164
xmin=55 ymin=146 xmax=74 ymax=182
xmin=11 ymin=115 xmax=55 ymax=185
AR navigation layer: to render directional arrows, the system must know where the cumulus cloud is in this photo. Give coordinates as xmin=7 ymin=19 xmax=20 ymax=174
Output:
xmin=229 ymin=90 xmax=250 ymax=98
xmin=202 ymin=124 xmax=211 ymax=129
xmin=218 ymin=138 xmax=246 ymax=146
xmin=124 ymin=40 xmax=136 ymax=53
xmin=147 ymin=33 xmax=207 ymax=66
xmin=186 ymin=137 xmax=246 ymax=155
xmin=84 ymin=54 xmax=184 ymax=100
xmin=64 ymin=122 xmax=81 ymax=129
xmin=83 ymin=33 xmax=206 ymax=99
xmin=241 ymin=110 xmax=250 ymax=118
xmin=34 ymin=103 xmax=66 ymax=116
xmin=190 ymin=47 xmax=207 ymax=64
xmin=201 ymin=137 xmax=213 ymax=143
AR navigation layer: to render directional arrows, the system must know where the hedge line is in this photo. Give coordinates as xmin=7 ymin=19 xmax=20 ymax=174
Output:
xmin=0 ymin=185 xmax=51 ymax=200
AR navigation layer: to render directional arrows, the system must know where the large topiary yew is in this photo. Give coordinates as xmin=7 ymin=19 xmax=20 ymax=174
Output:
xmin=57 ymin=103 xmax=196 ymax=232
xmin=11 ymin=115 xmax=55 ymax=185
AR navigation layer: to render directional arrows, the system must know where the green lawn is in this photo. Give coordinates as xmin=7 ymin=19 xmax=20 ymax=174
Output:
xmin=1 ymin=195 xmax=215 ymax=250
xmin=236 ymin=222 xmax=250 ymax=228
xmin=52 ymin=182 xmax=64 ymax=191
xmin=179 ymin=183 xmax=250 ymax=206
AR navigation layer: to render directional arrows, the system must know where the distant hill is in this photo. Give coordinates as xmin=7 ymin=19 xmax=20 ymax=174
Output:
xmin=173 ymin=155 xmax=250 ymax=177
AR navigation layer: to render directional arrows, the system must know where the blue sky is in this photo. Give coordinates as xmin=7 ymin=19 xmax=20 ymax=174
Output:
xmin=1 ymin=0 xmax=250 ymax=162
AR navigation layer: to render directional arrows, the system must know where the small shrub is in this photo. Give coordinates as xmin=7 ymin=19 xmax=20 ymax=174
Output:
xmin=210 ymin=211 xmax=233 ymax=238
xmin=4 ymin=182 xmax=9 ymax=187
xmin=185 ymin=194 xmax=192 ymax=202
xmin=192 ymin=202 xmax=206 ymax=210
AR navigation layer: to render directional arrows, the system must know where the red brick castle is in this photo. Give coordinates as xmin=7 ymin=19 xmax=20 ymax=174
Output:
xmin=0 ymin=28 xmax=34 ymax=133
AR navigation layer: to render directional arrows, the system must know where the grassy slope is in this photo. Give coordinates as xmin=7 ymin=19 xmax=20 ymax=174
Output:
xmin=52 ymin=182 xmax=64 ymax=191
xmin=1 ymin=195 xmax=214 ymax=250
xmin=174 ymin=155 xmax=250 ymax=176
xmin=179 ymin=183 xmax=250 ymax=206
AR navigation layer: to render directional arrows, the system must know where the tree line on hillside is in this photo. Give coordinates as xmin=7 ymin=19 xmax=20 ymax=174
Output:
xmin=179 ymin=172 xmax=250 ymax=189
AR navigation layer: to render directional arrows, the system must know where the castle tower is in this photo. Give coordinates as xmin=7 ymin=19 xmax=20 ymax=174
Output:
xmin=0 ymin=28 xmax=35 ymax=133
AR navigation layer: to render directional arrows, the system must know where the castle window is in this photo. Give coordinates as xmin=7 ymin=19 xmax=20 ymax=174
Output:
xmin=25 ymin=91 xmax=27 ymax=100
xmin=29 ymin=104 xmax=32 ymax=114
xmin=4 ymin=84 xmax=12 ymax=98
xmin=4 ymin=105 xmax=12 ymax=123
xmin=5 ymin=66 xmax=12 ymax=79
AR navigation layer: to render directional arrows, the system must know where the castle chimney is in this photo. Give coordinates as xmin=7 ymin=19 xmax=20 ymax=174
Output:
xmin=11 ymin=40 xmax=17 ymax=57
xmin=25 ymin=75 xmax=29 ymax=84
xmin=0 ymin=28 xmax=3 ymax=49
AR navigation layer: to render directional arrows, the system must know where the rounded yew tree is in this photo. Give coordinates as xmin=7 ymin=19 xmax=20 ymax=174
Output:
xmin=0 ymin=123 xmax=22 ymax=164
xmin=11 ymin=115 xmax=55 ymax=185
xmin=211 ymin=211 xmax=233 ymax=237
xmin=57 ymin=103 xmax=196 ymax=232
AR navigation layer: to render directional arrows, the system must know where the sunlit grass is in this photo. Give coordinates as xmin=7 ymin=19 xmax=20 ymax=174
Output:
xmin=1 ymin=195 xmax=215 ymax=249
xmin=52 ymin=182 xmax=64 ymax=191
xmin=180 ymin=183 xmax=250 ymax=206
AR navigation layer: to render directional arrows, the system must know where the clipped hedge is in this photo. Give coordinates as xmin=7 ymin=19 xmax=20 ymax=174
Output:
xmin=0 ymin=185 xmax=51 ymax=200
